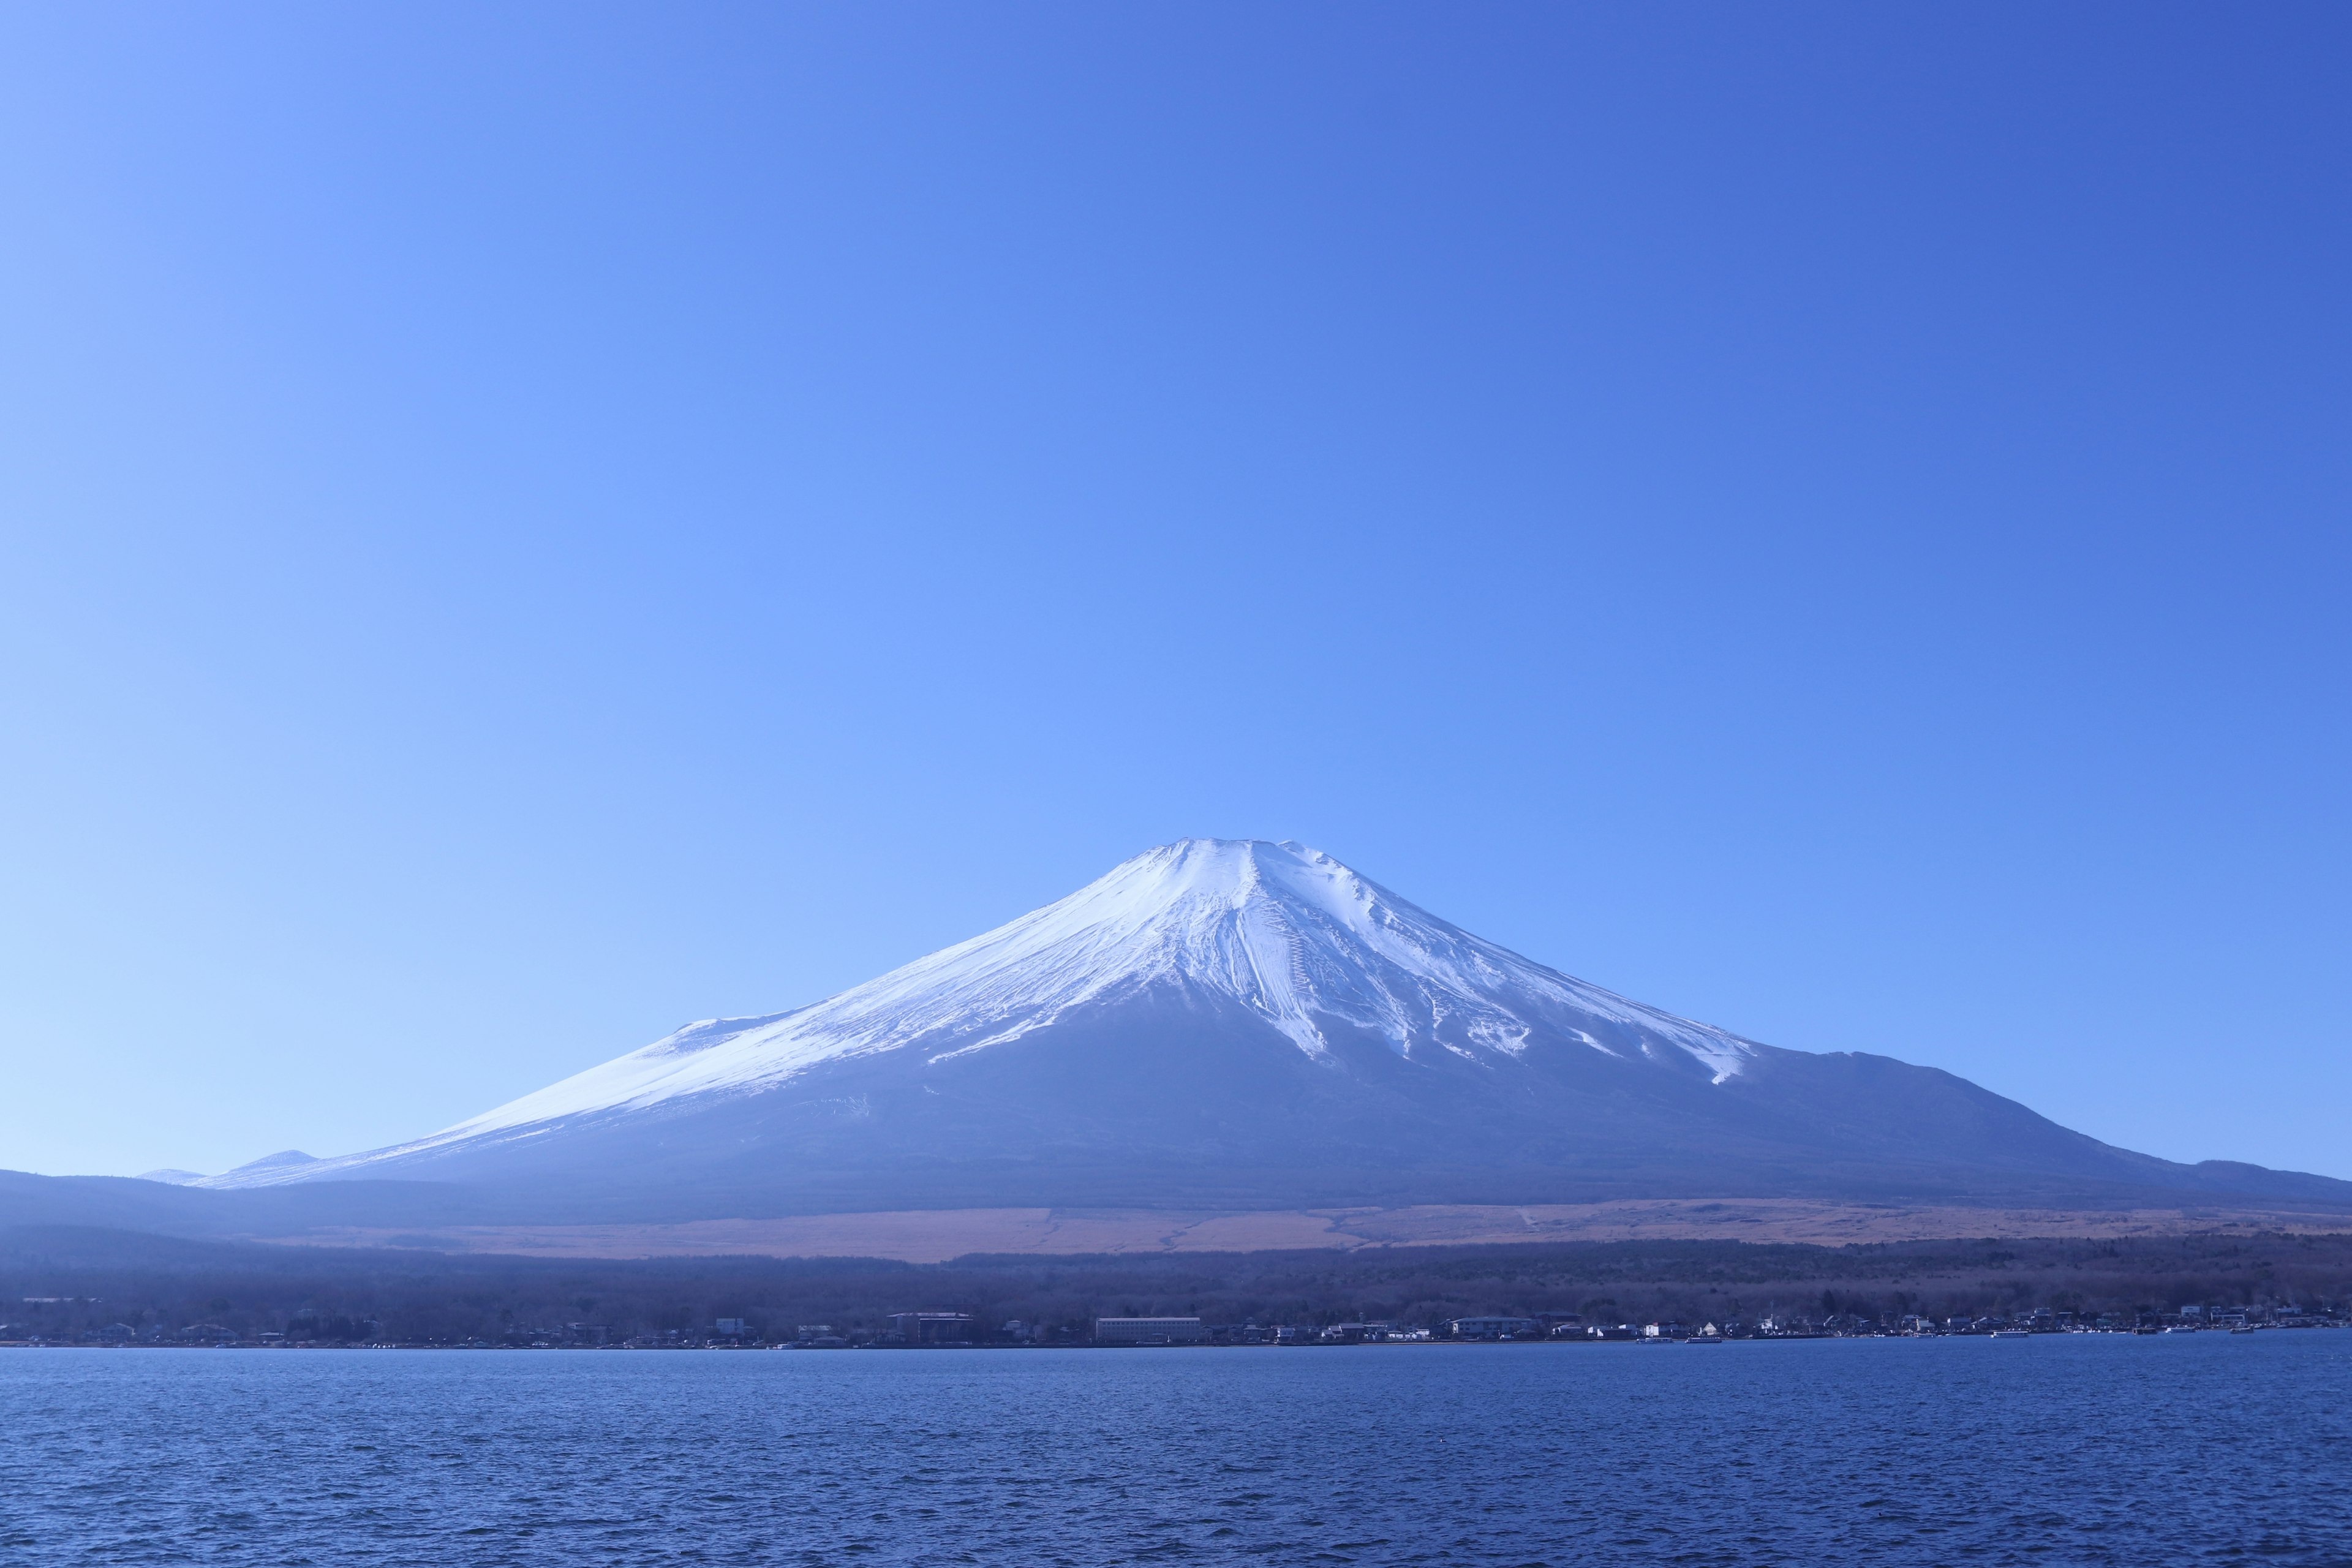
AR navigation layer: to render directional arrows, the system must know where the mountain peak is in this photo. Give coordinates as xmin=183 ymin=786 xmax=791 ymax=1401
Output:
xmin=200 ymin=840 xmax=1761 ymax=1188
xmin=184 ymin=839 xmax=2352 ymax=1219
xmin=183 ymin=843 xmax=2352 ymax=1219
xmin=232 ymin=1150 xmax=319 ymax=1172
xmin=1038 ymin=837 xmax=1377 ymax=945
xmin=1100 ymin=837 xmax=1342 ymax=899
xmin=211 ymin=842 xmax=1749 ymax=1194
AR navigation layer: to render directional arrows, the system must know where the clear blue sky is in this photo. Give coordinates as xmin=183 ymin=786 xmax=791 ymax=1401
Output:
xmin=1 ymin=4 xmax=2345 ymax=1182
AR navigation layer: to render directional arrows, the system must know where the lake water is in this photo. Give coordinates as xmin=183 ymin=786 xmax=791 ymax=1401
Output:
xmin=4 ymin=1335 xmax=2348 ymax=1565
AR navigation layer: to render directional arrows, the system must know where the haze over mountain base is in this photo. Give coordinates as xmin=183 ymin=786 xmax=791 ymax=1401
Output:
xmin=255 ymin=1199 xmax=2352 ymax=1266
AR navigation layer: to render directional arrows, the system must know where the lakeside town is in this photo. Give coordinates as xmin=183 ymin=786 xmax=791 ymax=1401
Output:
xmin=5 ymin=1298 xmax=2343 ymax=1350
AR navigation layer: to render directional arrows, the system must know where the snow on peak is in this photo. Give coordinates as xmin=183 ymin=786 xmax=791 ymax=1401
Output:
xmin=448 ymin=838 xmax=1750 ymax=1131
xmin=206 ymin=839 xmax=1760 ymax=1184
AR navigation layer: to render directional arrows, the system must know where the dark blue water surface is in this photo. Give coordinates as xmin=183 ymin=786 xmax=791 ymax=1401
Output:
xmin=5 ymin=1335 xmax=2349 ymax=1566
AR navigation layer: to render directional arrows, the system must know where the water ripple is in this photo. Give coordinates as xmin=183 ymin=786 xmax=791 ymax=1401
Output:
xmin=2 ymin=1336 xmax=2348 ymax=1565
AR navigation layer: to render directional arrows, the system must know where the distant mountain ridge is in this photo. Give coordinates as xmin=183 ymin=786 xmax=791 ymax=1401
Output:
xmin=179 ymin=839 xmax=2349 ymax=1222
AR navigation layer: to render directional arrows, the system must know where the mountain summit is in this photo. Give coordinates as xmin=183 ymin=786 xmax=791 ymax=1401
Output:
xmin=200 ymin=839 xmax=2346 ymax=1219
xmin=367 ymin=837 xmax=1753 ymax=1144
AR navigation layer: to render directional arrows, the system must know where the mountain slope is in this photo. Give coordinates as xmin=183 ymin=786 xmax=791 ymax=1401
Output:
xmin=195 ymin=839 xmax=2352 ymax=1220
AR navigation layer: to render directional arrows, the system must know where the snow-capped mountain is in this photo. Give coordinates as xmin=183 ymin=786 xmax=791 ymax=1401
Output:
xmin=249 ymin=839 xmax=1753 ymax=1172
xmin=192 ymin=839 xmax=2350 ymax=1218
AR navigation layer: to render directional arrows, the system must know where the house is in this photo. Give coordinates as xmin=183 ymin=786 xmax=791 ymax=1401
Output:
xmin=1319 ymin=1321 xmax=1399 ymax=1343
xmin=1447 ymin=1316 xmax=1540 ymax=1340
xmin=1095 ymin=1317 xmax=1206 ymax=1346
xmin=888 ymin=1312 xmax=978 ymax=1345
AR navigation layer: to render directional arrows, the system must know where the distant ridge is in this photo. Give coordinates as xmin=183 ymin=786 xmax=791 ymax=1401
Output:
xmin=164 ymin=839 xmax=2348 ymax=1224
xmin=222 ymin=1150 xmax=319 ymax=1177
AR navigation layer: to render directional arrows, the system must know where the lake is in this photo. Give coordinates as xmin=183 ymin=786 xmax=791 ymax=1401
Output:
xmin=4 ymin=1334 xmax=2348 ymax=1565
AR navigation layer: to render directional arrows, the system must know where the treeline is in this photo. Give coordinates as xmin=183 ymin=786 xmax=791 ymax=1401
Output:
xmin=3 ymin=1224 xmax=2348 ymax=1344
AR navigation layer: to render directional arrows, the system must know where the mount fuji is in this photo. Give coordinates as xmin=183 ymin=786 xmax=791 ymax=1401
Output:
xmin=192 ymin=839 xmax=2347 ymax=1221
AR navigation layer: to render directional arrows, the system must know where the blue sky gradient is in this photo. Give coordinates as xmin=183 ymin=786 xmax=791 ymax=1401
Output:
xmin=1 ymin=4 xmax=2345 ymax=1179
